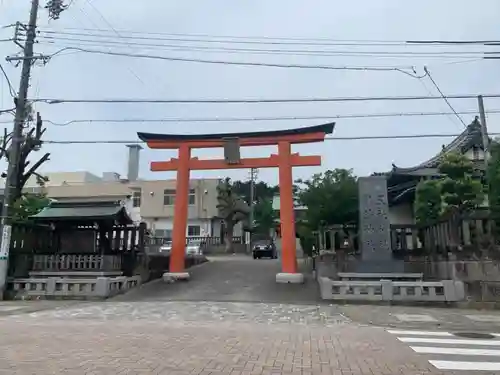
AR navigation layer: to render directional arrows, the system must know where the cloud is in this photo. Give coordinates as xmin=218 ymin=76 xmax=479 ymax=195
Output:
xmin=0 ymin=0 xmax=499 ymax=182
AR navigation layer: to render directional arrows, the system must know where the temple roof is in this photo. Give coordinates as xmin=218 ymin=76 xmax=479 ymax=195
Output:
xmin=31 ymin=200 xmax=133 ymax=224
xmin=387 ymin=117 xmax=485 ymax=175
xmin=138 ymin=122 xmax=335 ymax=142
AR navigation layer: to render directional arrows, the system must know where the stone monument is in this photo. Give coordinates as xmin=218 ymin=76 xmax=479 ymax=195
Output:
xmin=357 ymin=175 xmax=403 ymax=272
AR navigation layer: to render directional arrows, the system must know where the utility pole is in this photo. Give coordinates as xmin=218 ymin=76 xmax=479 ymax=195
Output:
xmin=478 ymin=95 xmax=490 ymax=171
xmin=247 ymin=168 xmax=258 ymax=252
xmin=0 ymin=0 xmax=40 ymax=298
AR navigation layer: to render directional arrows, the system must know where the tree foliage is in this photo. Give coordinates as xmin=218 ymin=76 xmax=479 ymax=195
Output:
xmin=487 ymin=139 xmax=500 ymax=230
xmin=414 ymin=151 xmax=484 ymax=225
xmin=216 ymin=178 xmax=250 ymax=252
xmin=11 ymin=194 xmax=50 ymax=224
xmin=295 ymin=169 xmax=358 ymax=230
xmin=231 ymin=180 xmax=278 ymax=206
xmin=231 ymin=179 xmax=278 ymax=234
xmin=438 ymin=152 xmax=484 ymax=214
xmin=414 ymin=179 xmax=443 ymax=225
xmin=253 ymin=198 xmax=277 ymax=234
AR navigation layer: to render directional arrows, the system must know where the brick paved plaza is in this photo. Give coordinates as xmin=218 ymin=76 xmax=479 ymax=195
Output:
xmin=0 ymin=257 xmax=498 ymax=374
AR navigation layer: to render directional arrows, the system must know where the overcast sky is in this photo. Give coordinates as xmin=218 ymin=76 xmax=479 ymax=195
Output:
xmin=1 ymin=0 xmax=500 ymax=184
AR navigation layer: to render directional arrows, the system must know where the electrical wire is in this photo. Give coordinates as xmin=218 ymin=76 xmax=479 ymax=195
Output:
xmin=70 ymin=1 xmax=146 ymax=85
xmin=33 ymin=36 xmax=496 ymax=59
xmin=41 ymin=132 xmax=500 ymax=145
xmin=42 ymin=46 xmax=427 ymax=77
xmin=5 ymin=109 xmax=499 ymax=126
xmin=28 ymin=93 xmax=500 ymax=104
xmin=0 ymin=108 xmax=14 ymax=115
xmin=37 ymin=28 xmax=500 ymax=47
xmin=0 ymin=63 xmax=16 ymax=97
xmin=423 ymin=66 xmax=467 ymax=128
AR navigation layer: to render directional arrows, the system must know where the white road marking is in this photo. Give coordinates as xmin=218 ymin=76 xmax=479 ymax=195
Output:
xmin=429 ymin=360 xmax=500 ymax=371
xmin=387 ymin=330 xmax=453 ymax=336
xmin=393 ymin=313 xmax=437 ymax=322
xmin=389 ymin=329 xmax=500 ymax=370
xmin=411 ymin=346 xmax=500 ymax=356
xmin=398 ymin=337 xmax=500 ymax=346
xmin=465 ymin=314 xmax=500 ymax=323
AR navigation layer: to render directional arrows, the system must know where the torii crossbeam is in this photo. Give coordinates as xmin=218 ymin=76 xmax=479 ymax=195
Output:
xmin=138 ymin=122 xmax=335 ymax=283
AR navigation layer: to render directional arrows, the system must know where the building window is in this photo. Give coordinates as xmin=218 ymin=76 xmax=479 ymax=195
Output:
xmin=187 ymin=225 xmax=201 ymax=236
xmin=189 ymin=189 xmax=196 ymax=205
xmin=132 ymin=189 xmax=141 ymax=207
xmin=164 ymin=189 xmax=176 ymax=205
xmin=163 ymin=189 xmax=195 ymax=205
xmin=154 ymin=229 xmax=172 ymax=239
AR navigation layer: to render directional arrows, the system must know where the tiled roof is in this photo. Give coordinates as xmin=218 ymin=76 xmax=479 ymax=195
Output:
xmin=387 ymin=118 xmax=485 ymax=174
xmin=31 ymin=200 xmax=133 ymax=224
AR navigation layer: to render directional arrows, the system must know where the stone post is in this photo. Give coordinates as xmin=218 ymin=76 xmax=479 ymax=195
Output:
xmin=357 ymin=176 xmax=403 ymax=272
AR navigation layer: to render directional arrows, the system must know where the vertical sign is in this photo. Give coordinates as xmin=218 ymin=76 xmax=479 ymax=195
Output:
xmin=0 ymin=225 xmax=12 ymax=260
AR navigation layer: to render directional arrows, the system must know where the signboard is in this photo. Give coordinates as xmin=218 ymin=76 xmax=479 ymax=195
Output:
xmin=0 ymin=225 xmax=12 ymax=260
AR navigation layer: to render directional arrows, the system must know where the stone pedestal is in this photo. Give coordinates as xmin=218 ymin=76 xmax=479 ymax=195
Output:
xmin=357 ymin=176 xmax=403 ymax=273
xmin=163 ymin=272 xmax=190 ymax=282
xmin=276 ymin=273 xmax=304 ymax=284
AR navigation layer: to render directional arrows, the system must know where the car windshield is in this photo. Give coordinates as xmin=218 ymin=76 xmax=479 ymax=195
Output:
xmin=254 ymin=240 xmax=272 ymax=246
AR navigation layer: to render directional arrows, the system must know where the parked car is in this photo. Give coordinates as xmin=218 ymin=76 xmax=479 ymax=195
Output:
xmin=159 ymin=241 xmax=172 ymax=255
xmin=252 ymin=239 xmax=277 ymax=259
xmin=186 ymin=239 xmax=203 ymax=256
xmin=158 ymin=239 xmax=203 ymax=256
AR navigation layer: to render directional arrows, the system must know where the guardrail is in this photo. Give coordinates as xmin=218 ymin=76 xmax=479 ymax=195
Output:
xmin=8 ymin=276 xmax=141 ymax=299
xmin=318 ymin=277 xmax=465 ymax=302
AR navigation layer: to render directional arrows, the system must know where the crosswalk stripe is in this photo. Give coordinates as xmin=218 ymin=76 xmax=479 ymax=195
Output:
xmin=429 ymin=360 xmax=500 ymax=371
xmin=411 ymin=346 xmax=500 ymax=356
xmin=398 ymin=337 xmax=500 ymax=346
xmin=387 ymin=330 xmax=453 ymax=336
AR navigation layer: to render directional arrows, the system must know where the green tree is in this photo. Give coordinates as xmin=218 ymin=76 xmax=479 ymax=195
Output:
xmin=487 ymin=139 xmax=500 ymax=231
xmin=231 ymin=179 xmax=278 ymax=235
xmin=11 ymin=194 xmax=50 ymax=223
xmin=231 ymin=180 xmax=278 ymax=206
xmin=438 ymin=152 xmax=484 ymax=214
xmin=414 ymin=179 xmax=443 ymax=225
xmin=253 ymin=198 xmax=277 ymax=234
xmin=216 ymin=178 xmax=250 ymax=252
xmin=295 ymin=169 xmax=358 ymax=230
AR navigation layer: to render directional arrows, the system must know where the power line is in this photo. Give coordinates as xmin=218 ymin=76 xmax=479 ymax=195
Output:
xmin=37 ymin=28 xmax=500 ymax=46
xmin=76 ymin=0 xmax=146 ymax=86
xmin=33 ymin=36 xmax=497 ymax=59
xmin=423 ymin=67 xmax=468 ymax=128
xmin=0 ymin=108 xmax=14 ymax=115
xmin=40 ymin=47 xmax=427 ymax=77
xmin=7 ymin=109 xmax=500 ymax=126
xmin=0 ymin=63 xmax=16 ymax=97
xmin=28 ymin=93 xmax=500 ymax=104
xmin=41 ymin=132 xmax=500 ymax=145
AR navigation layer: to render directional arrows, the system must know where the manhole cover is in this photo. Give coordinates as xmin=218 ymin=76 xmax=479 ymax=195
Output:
xmin=453 ymin=332 xmax=495 ymax=339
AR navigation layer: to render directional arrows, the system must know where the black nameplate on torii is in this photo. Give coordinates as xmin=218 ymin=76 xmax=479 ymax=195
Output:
xmin=223 ymin=137 xmax=241 ymax=165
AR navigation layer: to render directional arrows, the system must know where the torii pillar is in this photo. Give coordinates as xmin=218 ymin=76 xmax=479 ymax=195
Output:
xmin=138 ymin=122 xmax=335 ymax=283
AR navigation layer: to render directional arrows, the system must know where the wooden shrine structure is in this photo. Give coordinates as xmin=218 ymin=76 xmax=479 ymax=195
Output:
xmin=138 ymin=122 xmax=335 ymax=282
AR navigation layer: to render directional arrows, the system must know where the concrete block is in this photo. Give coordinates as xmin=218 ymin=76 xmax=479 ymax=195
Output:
xmin=442 ymin=280 xmax=456 ymax=301
xmin=380 ymin=280 xmax=393 ymax=301
xmin=95 ymin=277 xmax=110 ymax=297
xmin=454 ymin=280 xmax=466 ymax=301
xmin=45 ymin=278 xmax=56 ymax=295
xmin=276 ymin=273 xmax=304 ymax=284
xmin=163 ymin=272 xmax=190 ymax=282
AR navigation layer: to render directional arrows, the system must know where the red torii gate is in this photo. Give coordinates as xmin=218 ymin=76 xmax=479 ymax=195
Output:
xmin=138 ymin=122 xmax=334 ymax=283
